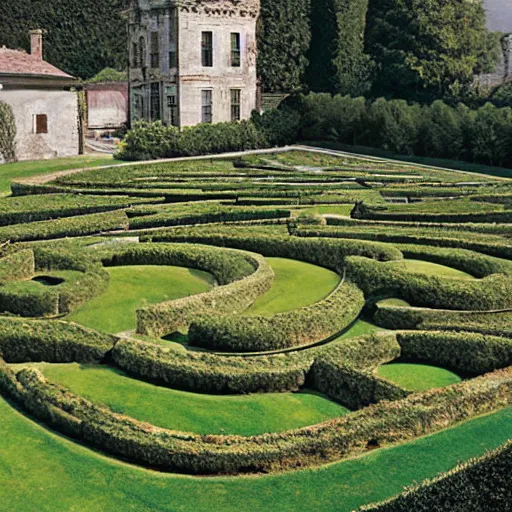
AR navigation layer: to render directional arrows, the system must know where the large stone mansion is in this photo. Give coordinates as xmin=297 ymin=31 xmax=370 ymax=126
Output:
xmin=128 ymin=0 xmax=259 ymax=127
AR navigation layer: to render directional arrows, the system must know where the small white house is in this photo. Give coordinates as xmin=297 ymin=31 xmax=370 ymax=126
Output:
xmin=0 ymin=30 xmax=80 ymax=161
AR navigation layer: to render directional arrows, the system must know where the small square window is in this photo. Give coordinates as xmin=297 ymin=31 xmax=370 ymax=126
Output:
xmin=34 ymin=114 xmax=48 ymax=134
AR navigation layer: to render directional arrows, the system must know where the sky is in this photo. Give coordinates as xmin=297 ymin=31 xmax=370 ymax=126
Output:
xmin=484 ymin=0 xmax=512 ymax=33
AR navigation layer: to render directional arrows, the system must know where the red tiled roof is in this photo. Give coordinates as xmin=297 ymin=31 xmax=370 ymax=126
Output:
xmin=0 ymin=48 xmax=74 ymax=79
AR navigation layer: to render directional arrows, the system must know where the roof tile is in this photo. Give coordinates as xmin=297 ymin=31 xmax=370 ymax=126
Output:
xmin=0 ymin=48 xmax=73 ymax=79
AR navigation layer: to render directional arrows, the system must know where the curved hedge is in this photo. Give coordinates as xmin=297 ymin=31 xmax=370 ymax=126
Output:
xmin=187 ymin=281 xmax=364 ymax=352
xmin=2 ymin=359 xmax=511 ymax=475
xmin=397 ymin=331 xmax=512 ymax=375
xmin=0 ymin=317 xmax=115 ymax=363
xmin=346 ymin=256 xmax=512 ymax=311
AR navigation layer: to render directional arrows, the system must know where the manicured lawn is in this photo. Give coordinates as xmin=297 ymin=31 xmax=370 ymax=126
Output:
xmin=337 ymin=319 xmax=382 ymax=339
xmin=66 ymin=265 xmax=214 ymax=334
xmin=34 ymin=363 xmax=347 ymax=435
xmin=297 ymin=204 xmax=354 ymax=217
xmin=245 ymin=257 xmax=340 ymax=316
xmin=0 ymin=155 xmax=121 ymax=195
xmin=0 ymin=396 xmax=510 ymax=512
xmin=378 ymin=363 xmax=462 ymax=391
xmin=386 ymin=258 xmax=475 ymax=280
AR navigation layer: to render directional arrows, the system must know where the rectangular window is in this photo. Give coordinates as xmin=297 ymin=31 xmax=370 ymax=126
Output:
xmin=167 ymin=95 xmax=179 ymax=126
xmin=231 ymin=33 xmax=241 ymax=67
xmin=201 ymin=31 xmax=213 ymax=67
xmin=34 ymin=114 xmax=48 ymax=134
xmin=230 ymin=89 xmax=241 ymax=121
xmin=169 ymin=8 xmax=178 ymax=69
xmin=132 ymin=42 xmax=138 ymax=68
xmin=201 ymin=90 xmax=213 ymax=123
xmin=150 ymin=83 xmax=161 ymax=121
xmin=150 ymin=32 xmax=160 ymax=69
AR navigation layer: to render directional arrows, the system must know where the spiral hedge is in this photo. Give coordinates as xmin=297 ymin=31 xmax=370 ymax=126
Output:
xmin=2 ymin=149 xmax=512 ymax=506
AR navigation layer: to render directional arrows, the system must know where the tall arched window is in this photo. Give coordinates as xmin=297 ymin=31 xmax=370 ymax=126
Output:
xmin=139 ymin=36 xmax=146 ymax=68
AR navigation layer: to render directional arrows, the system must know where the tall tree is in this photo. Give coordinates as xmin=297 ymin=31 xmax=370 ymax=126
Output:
xmin=365 ymin=0 xmax=499 ymax=102
xmin=0 ymin=0 xmax=127 ymax=79
xmin=257 ymin=0 xmax=312 ymax=93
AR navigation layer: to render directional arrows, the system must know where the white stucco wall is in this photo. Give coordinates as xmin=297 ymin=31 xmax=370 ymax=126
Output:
xmin=0 ymin=88 xmax=79 ymax=161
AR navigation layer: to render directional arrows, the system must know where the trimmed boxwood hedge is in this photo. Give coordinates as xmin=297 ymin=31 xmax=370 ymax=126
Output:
xmin=346 ymin=256 xmax=512 ymax=311
xmin=0 ymin=249 xmax=34 ymax=282
xmin=359 ymin=440 xmax=512 ymax=512
xmin=397 ymin=331 xmax=512 ymax=375
xmin=2 ymin=358 xmax=511 ymax=475
xmin=142 ymin=229 xmax=403 ymax=273
xmin=0 ymin=317 xmax=115 ymax=363
xmin=187 ymin=281 xmax=365 ymax=352
xmin=135 ymin=248 xmax=274 ymax=337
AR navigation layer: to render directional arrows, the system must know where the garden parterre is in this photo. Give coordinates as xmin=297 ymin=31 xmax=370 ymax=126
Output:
xmin=1 ymin=149 xmax=512 ymax=509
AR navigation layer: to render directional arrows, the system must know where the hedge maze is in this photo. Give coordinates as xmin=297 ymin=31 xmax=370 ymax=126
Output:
xmin=1 ymin=149 xmax=512 ymax=509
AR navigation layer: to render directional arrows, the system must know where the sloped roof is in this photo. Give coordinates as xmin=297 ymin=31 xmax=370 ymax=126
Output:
xmin=0 ymin=48 xmax=73 ymax=79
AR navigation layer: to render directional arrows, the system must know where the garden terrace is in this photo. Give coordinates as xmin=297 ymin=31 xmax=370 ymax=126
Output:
xmin=1 ymin=148 xmax=512 ymax=510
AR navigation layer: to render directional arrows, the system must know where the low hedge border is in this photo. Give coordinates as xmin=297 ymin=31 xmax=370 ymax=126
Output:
xmin=0 ymin=249 xmax=35 ymax=282
xmin=187 ymin=281 xmax=365 ymax=352
xmin=0 ymin=317 xmax=115 ymax=363
xmin=396 ymin=331 xmax=512 ymax=376
xmin=111 ymin=333 xmax=399 ymax=395
xmin=359 ymin=440 xmax=512 ymax=512
xmin=140 ymin=229 xmax=403 ymax=273
xmin=346 ymin=256 xmax=512 ymax=311
xmin=134 ymin=247 xmax=275 ymax=337
xmin=2 ymin=357 xmax=511 ymax=475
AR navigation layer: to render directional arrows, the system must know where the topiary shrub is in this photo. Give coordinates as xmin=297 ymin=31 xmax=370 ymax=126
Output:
xmin=0 ymin=101 xmax=17 ymax=163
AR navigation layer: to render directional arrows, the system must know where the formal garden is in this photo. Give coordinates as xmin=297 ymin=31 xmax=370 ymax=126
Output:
xmin=0 ymin=148 xmax=511 ymax=511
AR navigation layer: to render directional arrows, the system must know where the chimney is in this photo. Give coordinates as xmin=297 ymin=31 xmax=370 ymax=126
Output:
xmin=30 ymin=29 xmax=43 ymax=60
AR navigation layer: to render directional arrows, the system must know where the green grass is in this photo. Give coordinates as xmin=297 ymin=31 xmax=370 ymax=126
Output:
xmin=337 ymin=319 xmax=382 ymax=339
xmin=66 ymin=265 xmax=214 ymax=334
xmin=386 ymin=259 xmax=475 ymax=280
xmin=0 ymin=396 xmax=510 ymax=512
xmin=1 ymin=270 xmax=83 ymax=295
xmin=245 ymin=257 xmax=340 ymax=316
xmin=33 ymin=363 xmax=347 ymax=436
xmin=297 ymin=204 xmax=354 ymax=217
xmin=0 ymin=155 xmax=121 ymax=195
xmin=378 ymin=363 xmax=462 ymax=391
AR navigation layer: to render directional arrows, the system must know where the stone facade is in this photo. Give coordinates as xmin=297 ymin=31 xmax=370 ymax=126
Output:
xmin=128 ymin=0 xmax=259 ymax=127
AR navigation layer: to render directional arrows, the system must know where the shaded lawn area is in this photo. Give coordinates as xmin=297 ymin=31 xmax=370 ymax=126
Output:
xmin=0 ymin=155 xmax=122 ymax=195
xmin=66 ymin=265 xmax=214 ymax=334
xmin=385 ymin=259 xmax=475 ymax=280
xmin=245 ymin=257 xmax=340 ymax=316
xmin=0 ymin=397 xmax=510 ymax=512
xmin=33 ymin=363 xmax=347 ymax=436
xmin=378 ymin=363 xmax=462 ymax=392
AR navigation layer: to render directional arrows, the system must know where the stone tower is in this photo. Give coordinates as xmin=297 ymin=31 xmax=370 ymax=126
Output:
xmin=128 ymin=0 xmax=260 ymax=127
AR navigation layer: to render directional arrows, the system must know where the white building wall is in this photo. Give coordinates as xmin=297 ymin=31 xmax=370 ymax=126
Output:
xmin=1 ymin=89 xmax=79 ymax=161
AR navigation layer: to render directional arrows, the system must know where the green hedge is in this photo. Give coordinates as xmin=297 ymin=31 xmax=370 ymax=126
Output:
xmin=136 ymin=249 xmax=274 ymax=337
xmin=360 ymin=440 xmax=512 ymax=511
xmin=0 ymin=317 xmax=115 ymax=363
xmin=346 ymin=256 xmax=512 ymax=311
xmin=128 ymin=204 xmax=291 ymax=230
xmin=397 ymin=331 xmax=512 ymax=375
xmin=0 ymin=210 xmax=128 ymax=243
xmin=142 ymin=229 xmax=403 ymax=273
xmin=0 ymin=194 xmax=158 ymax=226
xmin=0 ymin=249 xmax=34 ymax=282
xmin=111 ymin=337 xmax=312 ymax=394
xmin=188 ymin=281 xmax=364 ymax=352
xmin=3 ymin=357 xmax=511 ymax=475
